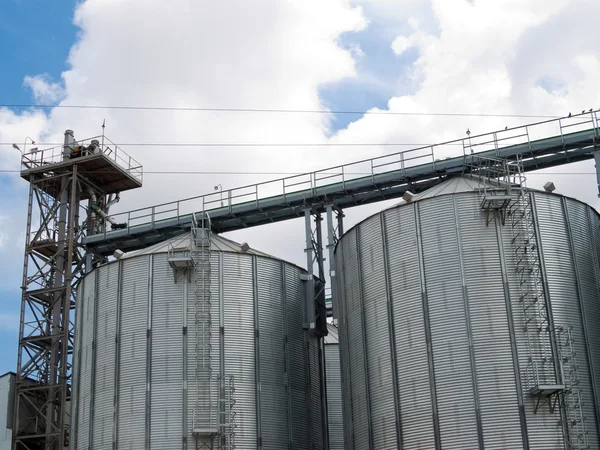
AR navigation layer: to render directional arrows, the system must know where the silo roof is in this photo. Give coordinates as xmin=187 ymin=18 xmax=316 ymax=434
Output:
xmin=122 ymin=231 xmax=273 ymax=259
xmin=411 ymin=175 xmax=487 ymax=201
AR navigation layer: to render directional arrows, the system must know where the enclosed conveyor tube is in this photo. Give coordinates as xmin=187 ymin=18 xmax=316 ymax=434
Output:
xmin=88 ymin=189 xmax=127 ymax=232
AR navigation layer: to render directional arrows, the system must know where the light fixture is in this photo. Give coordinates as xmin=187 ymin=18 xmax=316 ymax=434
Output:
xmin=543 ymin=182 xmax=556 ymax=193
xmin=12 ymin=143 xmax=21 ymax=152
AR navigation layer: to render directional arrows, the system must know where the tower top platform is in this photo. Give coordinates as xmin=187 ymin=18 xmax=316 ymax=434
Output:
xmin=20 ymin=130 xmax=143 ymax=199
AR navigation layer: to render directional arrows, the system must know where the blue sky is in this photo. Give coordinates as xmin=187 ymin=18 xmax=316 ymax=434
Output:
xmin=0 ymin=0 xmax=77 ymax=373
xmin=0 ymin=0 xmax=77 ymax=105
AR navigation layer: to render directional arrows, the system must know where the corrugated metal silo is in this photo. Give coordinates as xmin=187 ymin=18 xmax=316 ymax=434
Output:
xmin=325 ymin=324 xmax=343 ymax=450
xmin=336 ymin=175 xmax=600 ymax=449
xmin=71 ymin=230 xmax=327 ymax=450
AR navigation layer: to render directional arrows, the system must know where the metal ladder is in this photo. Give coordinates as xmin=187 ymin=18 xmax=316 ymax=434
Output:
xmin=218 ymin=375 xmax=237 ymax=450
xmin=472 ymin=153 xmax=588 ymax=449
xmin=508 ymin=173 xmax=556 ymax=390
xmin=192 ymin=213 xmax=217 ymax=449
xmin=558 ymin=327 xmax=589 ymax=449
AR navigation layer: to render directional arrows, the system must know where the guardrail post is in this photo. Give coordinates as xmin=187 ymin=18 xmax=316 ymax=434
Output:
xmin=558 ymin=119 xmax=565 ymax=148
xmin=400 ymin=152 xmax=405 ymax=177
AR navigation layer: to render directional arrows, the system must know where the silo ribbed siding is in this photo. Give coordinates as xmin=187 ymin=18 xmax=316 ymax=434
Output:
xmin=336 ymin=185 xmax=600 ymax=449
xmin=71 ymin=235 xmax=327 ymax=450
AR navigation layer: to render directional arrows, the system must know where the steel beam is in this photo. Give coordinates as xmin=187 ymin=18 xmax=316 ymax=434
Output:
xmin=13 ymin=130 xmax=142 ymax=450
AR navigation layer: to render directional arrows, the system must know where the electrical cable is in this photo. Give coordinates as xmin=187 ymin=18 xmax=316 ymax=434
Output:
xmin=0 ymin=103 xmax=560 ymax=119
xmin=0 ymin=169 xmax=595 ymax=175
xmin=0 ymin=142 xmax=464 ymax=147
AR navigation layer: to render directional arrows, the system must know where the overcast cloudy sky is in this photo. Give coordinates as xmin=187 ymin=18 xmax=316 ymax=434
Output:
xmin=1 ymin=0 xmax=599 ymax=374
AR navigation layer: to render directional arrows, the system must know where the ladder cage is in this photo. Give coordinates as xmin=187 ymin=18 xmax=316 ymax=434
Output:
xmin=472 ymin=152 xmax=588 ymax=449
xmin=191 ymin=212 xmax=237 ymax=450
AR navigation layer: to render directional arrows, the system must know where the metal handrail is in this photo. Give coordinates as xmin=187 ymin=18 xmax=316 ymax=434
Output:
xmin=92 ymin=110 xmax=599 ymax=235
xmin=20 ymin=134 xmax=144 ymax=183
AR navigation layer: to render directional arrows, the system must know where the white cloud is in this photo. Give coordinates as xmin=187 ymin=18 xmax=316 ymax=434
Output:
xmin=23 ymin=74 xmax=65 ymax=104
xmin=1 ymin=0 xmax=600 ymax=283
xmin=391 ymin=35 xmax=413 ymax=55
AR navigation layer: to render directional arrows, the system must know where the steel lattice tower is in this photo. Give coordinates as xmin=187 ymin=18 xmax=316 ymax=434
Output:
xmin=13 ymin=129 xmax=142 ymax=450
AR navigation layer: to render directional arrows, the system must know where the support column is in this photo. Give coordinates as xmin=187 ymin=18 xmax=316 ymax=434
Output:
xmin=326 ymin=205 xmax=344 ymax=323
xmin=303 ymin=209 xmax=325 ymax=331
xmin=594 ymin=151 xmax=600 ymax=198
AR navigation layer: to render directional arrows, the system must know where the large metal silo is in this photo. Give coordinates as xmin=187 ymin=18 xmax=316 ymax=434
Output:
xmin=71 ymin=230 xmax=327 ymax=450
xmin=336 ymin=174 xmax=600 ymax=449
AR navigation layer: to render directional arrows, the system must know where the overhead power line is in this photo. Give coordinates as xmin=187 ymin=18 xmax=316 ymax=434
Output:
xmin=0 ymin=142 xmax=464 ymax=148
xmin=0 ymin=103 xmax=559 ymax=119
xmin=0 ymin=169 xmax=595 ymax=176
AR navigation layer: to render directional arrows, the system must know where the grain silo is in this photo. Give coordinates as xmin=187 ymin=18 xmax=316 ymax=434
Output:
xmin=71 ymin=224 xmax=328 ymax=450
xmin=336 ymin=168 xmax=600 ymax=449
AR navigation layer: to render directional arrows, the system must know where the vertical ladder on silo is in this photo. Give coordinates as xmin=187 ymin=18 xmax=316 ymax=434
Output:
xmin=558 ymin=327 xmax=589 ymax=449
xmin=218 ymin=375 xmax=237 ymax=450
xmin=499 ymin=157 xmax=587 ymax=449
xmin=192 ymin=212 xmax=218 ymax=449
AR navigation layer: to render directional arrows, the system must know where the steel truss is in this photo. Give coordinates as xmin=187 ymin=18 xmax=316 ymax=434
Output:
xmin=13 ymin=130 xmax=142 ymax=450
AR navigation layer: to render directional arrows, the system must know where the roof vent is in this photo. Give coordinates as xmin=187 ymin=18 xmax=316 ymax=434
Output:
xmin=240 ymin=242 xmax=250 ymax=253
xmin=403 ymin=191 xmax=415 ymax=202
xmin=543 ymin=182 xmax=556 ymax=193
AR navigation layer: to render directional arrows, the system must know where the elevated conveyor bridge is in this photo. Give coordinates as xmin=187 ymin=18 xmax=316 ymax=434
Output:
xmin=85 ymin=110 xmax=600 ymax=257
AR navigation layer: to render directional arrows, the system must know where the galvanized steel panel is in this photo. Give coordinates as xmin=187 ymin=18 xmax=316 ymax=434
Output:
xmin=73 ymin=238 xmax=330 ymax=450
xmin=585 ymin=208 xmax=600 ymax=435
xmin=92 ymin=262 xmax=119 ymax=449
xmin=151 ymin=253 xmax=184 ymax=448
xmin=340 ymin=228 xmax=370 ymax=450
xmin=286 ymin=263 xmax=311 ymax=450
xmin=337 ymin=188 xmax=600 ymax=450
xmin=455 ymin=194 xmax=523 ymax=449
xmin=308 ymin=335 xmax=324 ymax=450
xmin=325 ymin=342 xmax=344 ymax=450
xmin=336 ymin=240 xmax=355 ymax=450
xmin=256 ymin=257 xmax=288 ymax=449
xmin=419 ymin=196 xmax=479 ymax=449
xmin=358 ymin=215 xmax=396 ymax=449
xmin=222 ymin=253 xmax=257 ymax=449
xmin=383 ymin=205 xmax=436 ymax=449
xmin=74 ymin=270 xmax=95 ymax=449
xmin=117 ymin=257 xmax=149 ymax=450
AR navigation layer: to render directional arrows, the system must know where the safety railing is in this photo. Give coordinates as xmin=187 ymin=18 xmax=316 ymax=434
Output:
xmin=93 ymin=109 xmax=599 ymax=235
xmin=20 ymin=134 xmax=144 ymax=183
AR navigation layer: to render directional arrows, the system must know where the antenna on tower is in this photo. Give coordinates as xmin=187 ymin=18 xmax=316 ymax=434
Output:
xmin=102 ymin=119 xmax=106 ymax=148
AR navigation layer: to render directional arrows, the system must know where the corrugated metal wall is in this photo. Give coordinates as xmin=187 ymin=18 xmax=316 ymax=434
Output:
xmin=336 ymin=189 xmax=600 ymax=449
xmin=325 ymin=339 xmax=344 ymax=450
xmin=72 ymin=249 xmax=325 ymax=450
